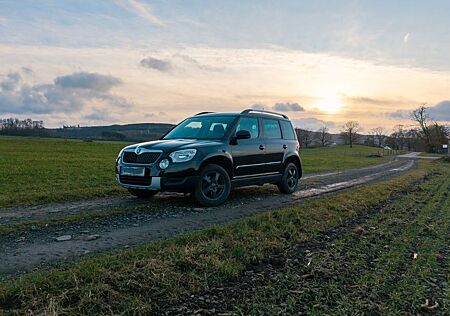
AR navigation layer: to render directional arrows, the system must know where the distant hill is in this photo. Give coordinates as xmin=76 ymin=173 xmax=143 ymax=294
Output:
xmin=47 ymin=123 xmax=175 ymax=142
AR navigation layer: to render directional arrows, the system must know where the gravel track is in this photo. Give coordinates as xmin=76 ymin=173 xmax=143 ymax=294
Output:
xmin=0 ymin=159 xmax=413 ymax=279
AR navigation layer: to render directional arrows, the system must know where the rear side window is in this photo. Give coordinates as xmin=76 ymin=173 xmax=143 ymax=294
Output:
xmin=236 ymin=117 xmax=259 ymax=139
xmin=280 ymin=120 xmax=296 ymax=140
xmin=263 ymin=119 xmax=282 ymax=139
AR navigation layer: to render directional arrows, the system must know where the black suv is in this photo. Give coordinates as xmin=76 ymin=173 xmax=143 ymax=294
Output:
xmin=116 ymin=109 xmax=302 ymax=206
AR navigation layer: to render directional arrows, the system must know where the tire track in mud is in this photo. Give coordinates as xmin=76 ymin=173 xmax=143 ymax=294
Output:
xmin=0 ymin=159 xmax=413 ymax=279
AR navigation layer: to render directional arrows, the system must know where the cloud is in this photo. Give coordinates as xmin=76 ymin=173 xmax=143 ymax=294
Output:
xmin=387 ymin=110 xmax=409 ymax=119
xmin=403 ymin=32 xmax=410 ymax=44
xmin=291 ymin=117 xmax=337 ymax=131
xmin=348 ymin=96 xmax=394 ymax=106
xmin=114 ymin=0 xmax=164 ymax=27
xmin=0 ymin=72 xmax=22 ymax=91
xmin=428 ymin=100 xmax=450 ymax=121
xmin=140 ymin=54 xmax=221 ymax=72
xmin=386 ymin=101 xmax=450 ymax=122
xmin=272 ymin=102 xmax=304 ymax=112
xmin=0 ymin=70 xmax=131 ymax=115
xmin=250 ymin=103 xmax=265 ymax=110
xmin=173 ymin=54 xmax=222 ymax=71
xmin=55 ymin=72 xmax=122 ymax=91
xmin=21 ymin=67 xmax=33 ymax=75
xmin=0 ymin=17 xmax=8 ymax=27
xmin=250 ymin=102 xmax=304 ymax=112
xmin=140 ymin=57 xmax=172 ymax=71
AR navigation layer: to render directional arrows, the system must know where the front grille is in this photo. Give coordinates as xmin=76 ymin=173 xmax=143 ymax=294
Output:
xmin=123 ymin=151 xmax=161 ymax=164
xmin=119 ymin=175 xmax=152 ymax=186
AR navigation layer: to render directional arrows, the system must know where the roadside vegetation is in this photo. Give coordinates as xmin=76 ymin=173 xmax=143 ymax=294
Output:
xmin=1 ymin=161 xmax=447 ymax=315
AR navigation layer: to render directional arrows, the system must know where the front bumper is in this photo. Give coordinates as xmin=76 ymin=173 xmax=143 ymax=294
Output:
xmin=116 ymin=174 xmax=200 ymax=192
xmin=116 ymin=174 xmax=162 ymax=190
xmin=116 ymin=155 xmax=202 ymax=192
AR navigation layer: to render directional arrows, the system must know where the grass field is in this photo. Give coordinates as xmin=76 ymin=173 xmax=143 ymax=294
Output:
xmin=1 ymin=136 xmax=392 ymax=208
xmin=0 ymin=136 xmax=125 ymax=208
xmin=301 ymin=144 xmax=392 ymax=173
xmin=1 ymin=161 xmax=447 ymax=315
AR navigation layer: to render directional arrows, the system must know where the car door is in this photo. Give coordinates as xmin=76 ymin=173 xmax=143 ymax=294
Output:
xmin=231 ymin=116 xmax=266 ymax=177
xmin=262 ymin=118 xmax=284 ymax=173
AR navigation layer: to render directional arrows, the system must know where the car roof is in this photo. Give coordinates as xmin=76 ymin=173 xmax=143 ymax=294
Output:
xmin=193 ymin=110 xmax=290 ymax=121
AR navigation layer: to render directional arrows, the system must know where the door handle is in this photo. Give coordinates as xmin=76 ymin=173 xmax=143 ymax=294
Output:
xmin=259 ymin=145 xmax=265 ymax=150
xmin=283 ymin=144 xmax=288 ymax=149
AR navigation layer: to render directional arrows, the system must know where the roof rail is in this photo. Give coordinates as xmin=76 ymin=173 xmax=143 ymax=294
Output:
xmin=241 ymin=109 xmax=288 ymax=119
xmin=194 ymin=111 xmax=215 ymax=116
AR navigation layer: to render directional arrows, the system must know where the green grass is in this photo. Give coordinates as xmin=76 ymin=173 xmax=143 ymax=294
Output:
xmin=236 ymin=162 xmax=450 ymax=314
xmin=301 ymin=144 xmax=393 ymax=173
xmin=1 ymin=161 xmax=443 ymax=315
xmin=0 ymin=136 xmax=395 ymax=208
xmin=0 ymin=136 xmax=126 ymax=208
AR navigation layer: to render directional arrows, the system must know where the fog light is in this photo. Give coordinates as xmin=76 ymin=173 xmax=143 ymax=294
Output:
xmin=159 ymin=159 xmax=170 ymax=169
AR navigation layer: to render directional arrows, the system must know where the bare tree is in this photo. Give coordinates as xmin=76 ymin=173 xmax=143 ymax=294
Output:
xmin=340 ymin=121 xmax=361 ymax=148
xmin=371 ymin=127 xmax=386 ymax=147
xmin=410 ymin=104 xmax=449 ymax=152
xmin=391 ymin=125 xmax=407 ymax=150
xmin=411 ymin=105 xmax=432 ymax=151
xmin=317 ymin=126 xmax=332 ymax=147
xmin=296 ymin=128 xmax=314 ymax=148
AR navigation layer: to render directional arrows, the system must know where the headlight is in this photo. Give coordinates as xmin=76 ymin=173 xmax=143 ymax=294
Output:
xmin=169 ymin=149 xmax=197 ymax=163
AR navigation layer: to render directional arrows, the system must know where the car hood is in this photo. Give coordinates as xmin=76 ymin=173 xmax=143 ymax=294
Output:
xmin=122 ymin=139 xmax=223 ymax=152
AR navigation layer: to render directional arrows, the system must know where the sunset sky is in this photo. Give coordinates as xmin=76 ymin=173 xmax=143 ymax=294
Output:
xmin=1 ymin=0 xmax=449 ymax=132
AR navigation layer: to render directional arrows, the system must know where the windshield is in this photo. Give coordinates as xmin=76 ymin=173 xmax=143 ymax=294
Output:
xmin=163 ymin=115 xmax=237 ymax=140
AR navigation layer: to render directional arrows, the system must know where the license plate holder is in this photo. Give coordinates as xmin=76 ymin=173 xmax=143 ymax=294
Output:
xmin=121 ymin=166 xmax=146 ymax=177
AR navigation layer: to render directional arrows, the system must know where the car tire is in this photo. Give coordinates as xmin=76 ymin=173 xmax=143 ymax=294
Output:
xmin=194 ymin=164 xmax=231 ymax=206
xmin=127 ymin=188 xmax=158 ymax=198
xmin=277 ymin=162 xmax=299 ymax=194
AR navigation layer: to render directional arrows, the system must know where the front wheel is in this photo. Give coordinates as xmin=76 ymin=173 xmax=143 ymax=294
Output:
xmin=127 ymin=188 xmax=158 ymax=198
xmin=194 ymin=164 xmax=231 ymax=206
xmin=277 ymin=162 xmax=299 ymax=194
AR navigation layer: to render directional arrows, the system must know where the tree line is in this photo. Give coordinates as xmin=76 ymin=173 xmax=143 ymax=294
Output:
xmin=0 ymin=118 xmax=48 ymax=136
xmin=296 ymin=105 xmax=449 ymax=153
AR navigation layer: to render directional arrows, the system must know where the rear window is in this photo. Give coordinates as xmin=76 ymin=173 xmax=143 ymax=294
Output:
xmin=280 ymin=120 xmax=296 ymax=140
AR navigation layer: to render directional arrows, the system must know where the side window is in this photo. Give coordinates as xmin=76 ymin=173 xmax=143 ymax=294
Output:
xmin=236 ymin=117 xmax=259 ymax=139
xmin=280 ymin=120 xmax=296 ymax=140
xmin=263 ymin=119 xmax=282 ymax=139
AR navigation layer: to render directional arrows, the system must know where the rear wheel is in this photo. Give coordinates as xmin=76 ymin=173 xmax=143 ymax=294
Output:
xmin=194 ymin=164 xmax=231 ymax=206
xmin=127 ymin=188 xmax=158 ymax=198
xmin=277 ymin=162 xmax=299 ymax=194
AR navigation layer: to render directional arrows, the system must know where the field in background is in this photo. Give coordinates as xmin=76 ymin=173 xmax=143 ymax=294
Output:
xmin=0 ymin=136 xmax=125 ymax=208
xmin=301 ymin=145 xmax=393 ymax=173
xmin=1 ymin=136 xmax=394 ymax=208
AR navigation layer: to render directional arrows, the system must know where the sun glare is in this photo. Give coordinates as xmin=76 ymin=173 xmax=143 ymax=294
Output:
xmin=315 ymin=93 xmax=344 ymax=114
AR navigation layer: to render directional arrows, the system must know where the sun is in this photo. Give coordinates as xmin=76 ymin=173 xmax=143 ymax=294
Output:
xmin=315 ymin=93 xmax=344 ymax=114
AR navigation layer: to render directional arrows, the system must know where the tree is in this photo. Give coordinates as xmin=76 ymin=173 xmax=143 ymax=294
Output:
xmin=317 ymin=126 xmax=331 ymax=147
xmin=296 ymin=128 xmax=314 ymax=148
xmin=340 ymin=121 xmax=361 ymax=148
xmin=390 ymin=125 xmax=407 ymax=150
xmin=410 ymin=105 xmax=449 ymax=152
xmin=371 ymin=127 xmax=386 ymax=147
xmin=411 ymin=105 xmax=433 ymax=151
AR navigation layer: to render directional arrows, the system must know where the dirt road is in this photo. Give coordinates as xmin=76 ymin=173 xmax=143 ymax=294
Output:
xmin=0 ymin=159 xmax=414 ymax=279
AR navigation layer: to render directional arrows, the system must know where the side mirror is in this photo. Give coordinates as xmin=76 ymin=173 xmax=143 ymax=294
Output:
xmin=235 ymin=130 xmax=251 ymax=140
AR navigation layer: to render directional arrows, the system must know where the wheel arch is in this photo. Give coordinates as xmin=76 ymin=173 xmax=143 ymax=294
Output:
xmin=199 ymin=154 xmax=234 ymax=179
xmin=284 ymin=154 xmax=302 ymax=178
